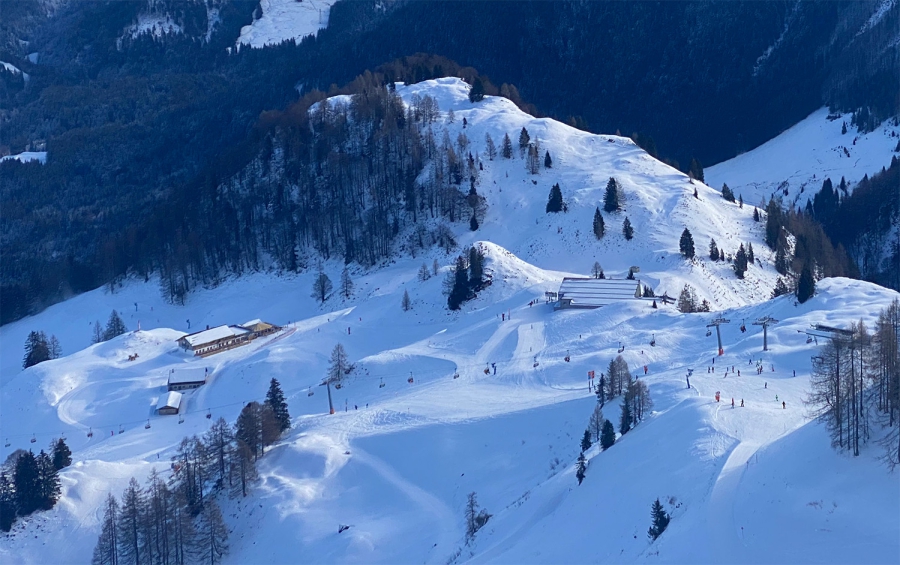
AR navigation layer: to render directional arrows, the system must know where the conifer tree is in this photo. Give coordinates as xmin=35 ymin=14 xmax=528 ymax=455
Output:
xmin=402 ymin=289 xmax=411 ymax=311
xmin=468 ymin=77 xmax=485 ymax=103
xmin=469 ymin=212 xmax=479 ymax=231
xmin=592 ymin=208 xmax=605 ymax=239
xmin=48 ymin=335 xmax=61 ymax=359
xmin=797 ymin=265 xmax=815 ymax=303
xmin=600 ymin=420 xmax=616 ymax=450
xmin=546 ymin=184 xmax=563 ymax=213
xmin=739 ymin=194 xmax=744 ymax=208
xmin=36 ymin=450 xmax=59 ymax=510
xmin=544 ymin=150 xmax=552 ymax=169
xmin=619 ymin=400 xmax=633 ymax=435
xmin=588 ymin=404 xmax=604 ymax=441
xmin=14 ymin=450 xmax=41 ymax=516
xmin=195 ymin=499 xmax=229 ymax=565
xmin=484 ymin=133 xmax=496 ymax=160
xmin=627 ymin=267 xmax=635 ymax=280
xmin=432 ymin=259 xmax=439 ymax=277
xmin=117 ymin=478 xmax=143 ymax=565
xmin=92 ymin=321 xmax=104 ymax=344
xmin=689 ymin=157 xmax=705 ymax=183
xmin=771 ymin=277 xmax=790 ymax=298
xmin=733 ymin=244 xmax=748 ymax=279
xmin=719 ymin=248 xmax=725 ymax=262
xmin=679 ymin=229 xmax=695 ymax=259
xmin=265 ymin=378 xmax=291 ymax=433
xmin=709 ymin=238 xmax=719 ymax=261
xmin=0 ymin=473 xmax=15 ymax=532
xmin=340 ymin=267 xmax=353 ymax=298
xmin=23 ymin=331 xmax=50 ymax=369
xmin=468 ymin=246 xmax=485 ymax=291
xmin=623 ymin=217 xmax=634 ymax=240
xmin=91 ymin=494 xmax=118 ymax=565
xmin=501 ymin=133 xmax=513 ymax=159
xmin=448 ymin=255 xmax=470 ymax=310
xmin=103 ymin=311 xmax=127 ymax=341
xmin=518 ymin=127 xmax=530 ymax=156
xmin=581 ymin=429 xmax=592 ymax=452
xmin=753 ymin=207 xmax=760 ymax=222
xmin=591 ymin=261 xmax=604 ymax=279
xmin=51 ymin=438 xmax=72 ymax=470
xmin=721 ymin=183 xmax=735 ymax=202
xmin=575 ymin=452 xmax=586 ymax=485
xmin=603 ymin=177 xmax=620 ymax=212
xmin=747 ymin=242 xmax=755 ymax=264
xmin=648 ymin=498 xmax=670 ymax=540
xmin=418 ymin=263 xmax=431 ymax=281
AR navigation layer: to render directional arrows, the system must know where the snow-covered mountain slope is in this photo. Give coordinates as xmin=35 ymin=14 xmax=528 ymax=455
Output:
xmin=1 ymin=79 xmax=898 ymax=564
xmin=707 ymin=108 xmax=900 ymax=208
xmin=237 ymin=0 xmax=337 ymax=48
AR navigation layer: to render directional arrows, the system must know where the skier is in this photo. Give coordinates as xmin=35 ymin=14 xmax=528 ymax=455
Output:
xmin=502 ymin=313 xmax=505 ymax=321
xmin=765 ymin=382 xmax=767 ymax=389
xmin=740 ymin=399 xmax=744 ymax=407
xmin=492 ymin=362 xmax=497 ymax=375
xmin=731 ymin=398 xmax=735 ymax=408
xmin=775 ymin=394 xmax=779 ymax=402
xmin=737 ymin=370 xmax=740 ymax=377
xmin=782 ymin=401 xmax=786 ymax=409
xmin=644 ymin=365 xmax=648 ymax=375
xmin=793 ymin=370 xmax=796 ymax=377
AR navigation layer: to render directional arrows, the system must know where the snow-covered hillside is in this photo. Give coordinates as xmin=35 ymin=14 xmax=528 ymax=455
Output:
xmin=237 ymin=0 xmax=337 ymax=48
xmin=707 ymin=108 xmax=900 ymax=208
xmin=1 ymin=79 xmax=898 ymax=564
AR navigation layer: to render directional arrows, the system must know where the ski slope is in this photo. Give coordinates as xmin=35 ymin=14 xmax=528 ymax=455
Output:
xmin=1 ymin=79 xmax=898 ymax=564
xmin=237 ymin=0 xmax=337 ymax=48
xmin=707 ymin=108 xmax=900 ymax=209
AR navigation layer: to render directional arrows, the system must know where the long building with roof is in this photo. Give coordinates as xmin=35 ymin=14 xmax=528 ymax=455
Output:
xmin=554 ymin=277 xmax=643 ymax=309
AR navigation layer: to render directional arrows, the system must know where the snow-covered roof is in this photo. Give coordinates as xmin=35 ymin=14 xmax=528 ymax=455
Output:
xmin=558 ymin=277 xmax=642 ymax=307
xmin=181 ymin=325 xmax=250 ymax=347
xmin=156 ymin=391 xmax=182 ymax=410
xmin=243 ymin=319 xmax=263 ymax=327
xmin=168 ymin=367 xmax=208 ymax=385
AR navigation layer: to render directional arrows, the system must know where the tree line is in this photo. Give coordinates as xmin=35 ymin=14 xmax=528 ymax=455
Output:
xmin=0 ymin=438 xmax=71 ymax=532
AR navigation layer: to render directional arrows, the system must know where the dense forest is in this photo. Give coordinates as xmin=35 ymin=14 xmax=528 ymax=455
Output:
xmin=1 ymin=0 xmax=897 ymax=322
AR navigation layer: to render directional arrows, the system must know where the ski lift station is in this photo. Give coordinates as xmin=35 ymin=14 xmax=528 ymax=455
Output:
xmin=167 ymin=366 xmax=210 ymax=391
xmin=177 ymin=319 xmax=281 ymax=357
xmin=553 ymin=277 xmax=643 ymax=310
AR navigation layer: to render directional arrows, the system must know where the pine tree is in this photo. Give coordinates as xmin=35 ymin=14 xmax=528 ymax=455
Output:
xmin=546 ymin=183 xmax=563 ymax=213
xmin=647 ymin=498 xmax=670 ymax=540
xmin=92 ymin=321 xmax=104 ymax=344
xmin=575 ymin=452 xmax=586 ymax=485
xmin=689 ymin=158 xmax=705 ymax=183
xmin=733 ymin=244 xmax=748 ymax=279
xmin=771 ymin=277 xmax=790 ymax=298
xmin=13 ymin=450 xmax=41 ymax=516
xmin=709 ymin=238 xmax=719 ymax=261
xmin=468 ymin=77 xmax=485 ymax=103
xmin=677 ymin=284 xmax=697 ymax=313
xmin=679 ymin=228 xmax=695 ymax=259
xmin=501 ymin=133 xmax=513 ymax=159
xmin=603 ymin=177 xmax=620 ymax=212
xmin=721 ymin=183 xmax=735 ymax=202
xmin=600 ymin=420 xmax=616 ymax=450
xmin=448 ymin=255 xmax=470 ymax=310
xmin=544 ymin=150 xmax=552 ymax=169
xmin=591 ymin=261 xmax=604 ymax=279
xmin=35 ymin=450 xmax=59 ymax=510
xmin=432 ymin=259 xmax=439 ymax=277
xmin=739 ymin=194 xmax=744 ymax=208
xmin=797 ymin=265 xmax=815 ymax=303
xmin=195 ymin=499 xmax=229 ymax=565
xmin=469 ymin=212 xmax=479 ymax=231
xmin=747 ymin=242 xmax=755 ymax=264
xmin=518 ymin=127 xmax=530 ymax=156
xmin=51 ymin=438 xmax=72 ymax=470
xmin=103 ymin=311 xmax=127 ymax=341
xmin=627 ymin=267 xmax=635 ymax=280
xmin=312 ymin=271 xmax=332 ymax=304
xmin=265 ymin=378 xmax=291 ymax=433
xmin=203 ymin=417 xmax=234 ymax=489
xmin=402 ymin=289 xmax=411 ymax=311
xmin=48 ymin=335 xmax=61 ymax=359
xmin=719 ymin=248 xmax=725 ymax=262
xmin=484 ymin=133 xmax=496 ymax=160
xmin=622 ymin=217 xmax=634 ymax=240
xmin=0 ymin=472 xmax=15 ymax=532
xmin=592 ymin=208 xmax=605 ymax=239
xmin=23 ymin=331 xmax=50 ymax=369
xmin=753 ymin=207 xmax=760 ymax=222
xmin=619 ymin=400 xmax=633 ymax=435
xmin=447 ymin=109 xmax=455 ymax=124
xmin=340 ymin=267 xmax=353 ymax=299
xmin=418 ymin=263 xmax=431 ymax=281
xmin=468 ymin=246 xmax=485 ymax=291
xmin=117 ymin=478 xmax=143 ymax=565
xmin=581 ymin=429 xmax=592 ymax=452
xmin=91 ymin=494 xmax=119 ymax=565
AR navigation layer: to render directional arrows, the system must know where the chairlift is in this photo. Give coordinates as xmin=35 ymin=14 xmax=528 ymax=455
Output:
xmin=206 ymin=410 xmax=212 ymax=420
xmin=407 ymin=376 xmax=414 ymax=384
xmin=806 ymin=336 xmax=813 ymax=344
xmin=60 ymin=432 xmax=67 ymax=441
xmin=650 ymin=334 xmax=656 ymax=347
xmin=144 ymin=420 xmax=151 ymax=430
xmin=87 ymin=428 xmax=93 ymax=439
xmin=564 ymin=349 xmax=570 ymax=363
xmin=4 ymin=439 xmax=9 ymax=448
xmin=335 ymin=383 xmax=343 ymax=389
xmin=30 ymin=434 xmax=37 ymax=444
xmin=178 ymin=413 xmax=185 ymax=424
xmin=533 ymin=355 xmax=540 ymax=368
xmin=453 ymin=372 xmax=459 ymax=379
xmin=706 ymin=329 xmax=712 ymax=337
xmin=118 ymin=425 xmax=124 ymax=434
xmin=379 ymin=378 xmax=385 ymax=388
xmin=740 ymin=319 xmax=746 ymax=333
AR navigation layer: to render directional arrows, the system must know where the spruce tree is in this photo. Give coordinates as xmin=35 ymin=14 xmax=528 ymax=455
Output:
xmin=689 ymin=158 xmax=705 ymax=183
xmin=739 ymin=194 xmax=744 ymax=208
xmin=623 ymin=217 xmax=634 ymax=240
xmin=619 ymin=399 xmax=633 ymax=435
xmin=719 ymin=248 xmax=725 ymax=262
xmin=679 ymin=229 xmax=695 ymax=259
xmin=117 ymin=478 xmax=143 ymax=565
xmin=581 ymin=429 xmax=592 ymax=452
xmin=103 ymin=310 xmax=127 ymax=341
xmin=733 ymin=244 xmax=748 ymax=279
xmin=546 ymin=184 xmax=563 ymax=213
xmin=402 ymin=289 xmax=412 ymax=311
xmin=501 ymin=133 xmax=513 ymax=159
xmin=518 ymin=127 xmax=530 ymax=156
xmin=470 ymin=213 xmax=479 ymax=231
xmin=648 ymin=498 xmax=670 ymax=540
xmin=51 ymin=438 xmax=72 ymax=470
xmin=747 ymin=242 xmax=755 ymax=264
xmin=603 ymin=177 xmax=620 ymax=212
xmin=23 ymin=331 xmax=50 ymax=369
xmin=265 ymin=378 xmax=291 ymax=433
xmin=544 ymin=150 xmax=552 ymax=169
xmin=797 ymin=265 xmax=815 ymax=303
xmin=575 ymin=452 xmax=586 ymax=485
xmin=753 ymin=207 xmax=760 ymax=222
xmin=592 ymin=208 xmax=605 ymax=239
xmin=709 ymin=238 xmax=719 ymax=261
xmin=468 ymin=77 xmax=485 ymax=103
xmin=448 ymin=255 xmax=469 ymax=310
xmin=600 ymin=420 xmax=616 ymax=450
xmin=13 ymin=450 xmax=41 ymax=516
xmin=36 ymin=450 xmax=59 ymax=510
xmin=468 ymin=246 xmax=485 ymax=291
xmin=772 ymin=277 xmax=790 ymax=298
xmin=0 ymin=473 xmax=15 ymax=532
xmin=721 ymin=183 xmax=735 ymax=202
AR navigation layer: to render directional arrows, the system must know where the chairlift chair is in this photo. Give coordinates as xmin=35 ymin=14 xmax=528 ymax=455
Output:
xmin=144 ymin=420 xmax=151 ymax=430
xmin=806 ymin=336 xmax=813 ymax=344
xmin=206 ymin=410 xmax=212 ymax=419
xmin=379 ymin=378 xmax=386 ymax=388
xmin=4 ymin=439 xmax=9 ymax=448
xmin=30 ymin=434 xmax=37 ymax=444
xmin=118 ymin=425 xmax=124 ymax=434
xmin=564 ymin=350 xmax=570 ymax=362
xmin=308 ymin=387 xmax=315 ymax=396
xmin=335 ymin=383 xmax=343 ymax=389
xmin=178 ymin=413 xmax=185 ymax=424
xmin=407 ymin=377 xmax=414 ymax=384
xmin=706 ymin=329 xmax=712 ymax=337
xmin=87 ymin=428 xmax=93 ymax=439
xmin=453 ymin=372 xmax=459 ymax=379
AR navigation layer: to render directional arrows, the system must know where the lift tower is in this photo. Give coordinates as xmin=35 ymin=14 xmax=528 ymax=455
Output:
xmin=752 ymin=316 xmax=779 ymax=351
xmin=706 ymin=317 xmax=731 ymax=356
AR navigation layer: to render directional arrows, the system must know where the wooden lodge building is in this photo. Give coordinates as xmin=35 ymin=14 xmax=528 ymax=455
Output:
xmin=157 ymin=391 xmax=183 ymax=415
xmin=554 ymin=277 xmax=643 ymax=310
xmin=177 ymin=319 xmax=281 ymax=357
xmin=167 ymin=367 xmax=210 ymax=391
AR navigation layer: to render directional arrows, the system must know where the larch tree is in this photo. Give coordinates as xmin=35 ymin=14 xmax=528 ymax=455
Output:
xmin=402 ymin=289 xmax=412 ymax=311
xmin=195 ymin=499 xmax=229 ymax=565
xmin=312 ymin=271 xmax=332 ymax=304
xmin=340 ymin=267 xmax=353 ymax=299
xmin=90 ymin=494 xmax=119 ymax=565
